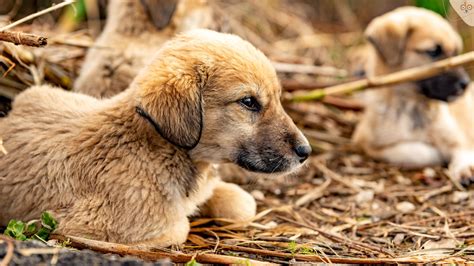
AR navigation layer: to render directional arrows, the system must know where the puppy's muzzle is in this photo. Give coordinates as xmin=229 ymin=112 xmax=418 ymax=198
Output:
xmin=417 ymin=68 xmax=470 ymax=102
xmin=235 ymin=131 xmax=311 ymax=174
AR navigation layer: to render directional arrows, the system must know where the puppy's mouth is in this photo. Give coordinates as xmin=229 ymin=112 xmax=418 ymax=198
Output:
xmin=234 ymin=146 xmax=300 ymax=174
xmin=416 ymin=71 xmax=470 ymax=102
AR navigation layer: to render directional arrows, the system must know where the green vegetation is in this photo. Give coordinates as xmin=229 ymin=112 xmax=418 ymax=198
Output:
xmin=3 ymin=212 xmax=58 ymax=242
xmin=415 ymin=0 xmax=450 ymax=17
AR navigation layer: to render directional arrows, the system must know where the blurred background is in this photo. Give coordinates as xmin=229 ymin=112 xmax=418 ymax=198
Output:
xmin=0 ymin=0 xmax=472 ymax=88
xmin=1 ymin=0 xmax=473 ymax=147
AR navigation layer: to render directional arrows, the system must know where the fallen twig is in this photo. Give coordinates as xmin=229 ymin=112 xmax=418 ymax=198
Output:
xmin=416 ymin=184 xmax=453 ymax=203
xmin=0 ymin=0 xmax=76 ymax=31
xmin=273 ymin=62 xmax=347 ymax=77
xmin=313 ymin=160 xmax=362 ymax=192
xmin=290 ymin=51 xmax=474 ymax=101
xmin=0 ymin=235 xmax=15 ymax=266
xmin=217 ymin=243 xmax=459 ymax=264
xmin=295 ymin=178 xmax=331 ymax=207
xmin=0 ymin=31 xmax=47 ymax=47
xmin=278 ymin=215 xmax=394 ymax=257
xmin=52 ymin=235 xmax=274 ymax=265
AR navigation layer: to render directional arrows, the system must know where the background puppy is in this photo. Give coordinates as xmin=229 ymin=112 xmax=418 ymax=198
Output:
xmin=74 ymin=0 xmax=220 ymax=98
xmin=0 ymin=30 xmax=310 ymax=247
xmin=352 ymin=7 xmax=474 ymax=185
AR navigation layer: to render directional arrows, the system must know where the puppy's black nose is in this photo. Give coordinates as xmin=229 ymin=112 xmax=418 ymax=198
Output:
xmin=458 ymin=78 xmax=470 ymax=90
xmin=294 ymin=145 xmax=311 ymax=162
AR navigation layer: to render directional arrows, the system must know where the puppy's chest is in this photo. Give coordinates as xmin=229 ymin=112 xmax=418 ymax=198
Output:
xmin=372 ymin=102 xmax=433 ymax=143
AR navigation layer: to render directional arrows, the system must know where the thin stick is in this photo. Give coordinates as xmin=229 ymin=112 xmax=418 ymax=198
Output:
xmin=295 ymin=178 xmax=331 ymax=207
xmin=273 ymin=62 xmax=348 ymax=77
xmin=216 ymin=243 xmax=455 ymax=264
xmin=0 ymin=235 xmax=15 ymax=266
xmin=0 ymin=0 xmax=76 ymax=31
xmin=278 ymin=215 xmax=394 ymax=257
xmin=313 ymin=161 xmax=362 ymax=192
xmin=290 ymin=51 xmax=474 ymax=101
xmin=0 ymin=31 xmax=47 ymax=47
xmin=51 ymin=235 xmax=274 ymax=266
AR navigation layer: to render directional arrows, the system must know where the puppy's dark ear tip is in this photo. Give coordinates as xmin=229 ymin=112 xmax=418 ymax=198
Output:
xmin=140 ymin=0 xmax=178 ymax=29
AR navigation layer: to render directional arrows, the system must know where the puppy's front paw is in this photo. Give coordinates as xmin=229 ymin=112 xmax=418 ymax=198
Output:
xmin=449 ymin=152 xmax=474 ymax=186
xmin=203 ymin=182 xmax=256 ymax=222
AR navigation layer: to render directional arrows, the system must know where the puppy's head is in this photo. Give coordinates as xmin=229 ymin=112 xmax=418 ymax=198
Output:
xmin=365 ymin=7 xmax=470 ymax=102
xmin=134 ymin=29 xmax=311 ymax=174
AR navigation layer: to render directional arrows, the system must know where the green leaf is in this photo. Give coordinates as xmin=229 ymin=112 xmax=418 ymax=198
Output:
xmin=41 ymin=212 xmax=58 ymax=231
xmin=8 ymin=219 xmax=25 ymax=235
xmin=3 ymin=219 xmax=27 ymax=240
xmin=25 ymin=221 xmax=37 ymax=235
xmin=414 ymin=0 xmax=449 ymax=17
xmin=35 ymin=228 xmax=51 ymax=241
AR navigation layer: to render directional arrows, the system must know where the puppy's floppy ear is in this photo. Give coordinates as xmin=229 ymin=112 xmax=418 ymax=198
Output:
xmin=140 ymin=0 xmax=178 ymax=29
xmin=365 ymin=15 xmax=412 ymax=66
xmin=136 ymin=63 xmax=207 ymax=149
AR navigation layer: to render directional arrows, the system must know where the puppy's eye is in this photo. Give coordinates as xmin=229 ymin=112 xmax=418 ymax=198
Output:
xmin=239 ymin=96 xmax=260 ymax=112
xmin=425 ymin=44 xmax=443 ymax=58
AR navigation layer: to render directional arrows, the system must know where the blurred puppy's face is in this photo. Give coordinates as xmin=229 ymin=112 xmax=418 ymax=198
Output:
xmin=365 ymin=7 xmax=470 ymax=102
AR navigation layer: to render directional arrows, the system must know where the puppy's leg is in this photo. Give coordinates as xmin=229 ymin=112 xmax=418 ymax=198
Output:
xmin=130 ymin=217 xmax=190 ymax=248
xmin=201 ymin=181 xmax=256 ymax=222
xmin=449 ymin=150 xmax=474 ymax=186
xmin=370 ymin=142 xmax=444 ymax=169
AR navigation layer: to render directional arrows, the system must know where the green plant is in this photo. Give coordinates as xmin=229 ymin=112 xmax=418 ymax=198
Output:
xmin=3 ymin=212 xmax=58 ymax=241
xmin=299 ymin=246 xmax=316 ymax=255
xmin=415 ymin=0 xmax=450 ymax=17
xmin=185 ymin=259 xmax=202 ymax=266
xmin=288 ymin=240 xmax=298 ymax=256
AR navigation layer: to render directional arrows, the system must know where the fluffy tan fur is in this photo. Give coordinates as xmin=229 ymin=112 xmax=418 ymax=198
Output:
xmin=74 ymin=0 xmax=220 ymax=98
xmin=0 ymin=30 xmax=309 ymax=247
xmin=353 ymin=7 xmax=474 ymax=184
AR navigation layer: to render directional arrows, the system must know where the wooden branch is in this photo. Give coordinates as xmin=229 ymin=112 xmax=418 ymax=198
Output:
xmin=273 ymin=62 xmax=347 ymax=77
xmin=290 ymin=51 xmax=474 ymax=101
xmin=51 ymin=235 xmax=275 ymax=266
xmin=217 ymin=244 xmax=465 ymax=264
xmin=0 ymin=31 xmax=47 ymax=47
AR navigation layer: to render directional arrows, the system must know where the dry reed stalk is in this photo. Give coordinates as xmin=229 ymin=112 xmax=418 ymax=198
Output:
xmin=291 ymin=51 xmax=474 ymax=101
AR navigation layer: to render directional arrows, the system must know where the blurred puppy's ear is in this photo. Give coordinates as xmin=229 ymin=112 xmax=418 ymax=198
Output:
xmin=365 ymin=15 xmax=412 ymax=66
xmin=140 ymin=0 xmax=178 ymax=29
xmin=136 ymin=60 xmax=208 ymax=149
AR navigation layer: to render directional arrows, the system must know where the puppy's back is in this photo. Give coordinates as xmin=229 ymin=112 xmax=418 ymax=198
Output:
xmin=0 ymin=86 xmax=101 ymax=223
xmin=10 ymin=86 xmax=99 ymax=117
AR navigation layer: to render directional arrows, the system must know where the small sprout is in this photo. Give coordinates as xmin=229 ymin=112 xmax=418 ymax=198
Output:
xmin=288 ymin=240 xmax=298 ymax=256
xmin=299 ymin=246 xmax=316 ymax=255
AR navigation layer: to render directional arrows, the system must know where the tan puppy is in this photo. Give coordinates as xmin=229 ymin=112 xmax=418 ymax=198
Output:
xmin=0 ymin=30 xmax=311 ymax=247
xmin=74 ymin=0 xmax=219 ymax=98
xmin=353 ymin=7 xmax=473 ymax=185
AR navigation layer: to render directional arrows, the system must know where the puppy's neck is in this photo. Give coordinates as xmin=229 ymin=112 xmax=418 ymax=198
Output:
xmin=89 ymin=89 xmax=209 ymax=196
